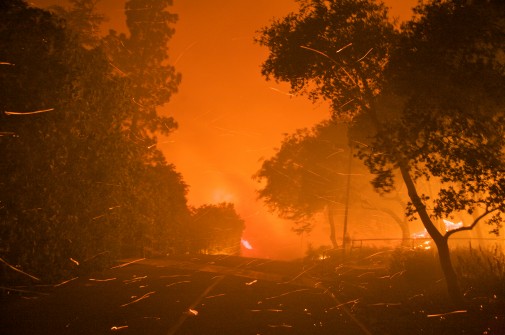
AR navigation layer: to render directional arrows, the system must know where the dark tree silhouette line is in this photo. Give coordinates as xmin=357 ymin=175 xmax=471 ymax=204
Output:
xmin=0 ymin=0 xmax=244 ymax=282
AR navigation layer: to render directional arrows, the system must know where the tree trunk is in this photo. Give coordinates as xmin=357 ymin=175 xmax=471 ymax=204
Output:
xmin=378 ymin=207 xmax=410 ymax=247
xmin=472 ymin=210 xmax=484 ymax=246
xmin=399 ymin=218 xmax=410 ymax=247
xmin=358 ymin=69 xmax=464 ymax=305
xmin=433 ymin=236 xmax=464 ymax=306
xmin=398 ymin=163 xmax=464 ymax=306
xmin=327 ymin=205 xmax=338 ymax=249
xmin=342 ymin=145 xmax=353 ymax=252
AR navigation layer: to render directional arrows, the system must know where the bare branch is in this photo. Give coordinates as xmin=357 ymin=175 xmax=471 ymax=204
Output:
xmin=445 ymin=208 xmax=498 ymax=239
xmin=361 ymin=198 xmax=405 ymax=225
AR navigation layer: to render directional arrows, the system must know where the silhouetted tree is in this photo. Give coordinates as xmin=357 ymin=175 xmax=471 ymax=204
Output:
xmin=188 ymin=203 xmax=245 ymax=255
xmin=48 ymin=0 xmax=105 ymax=49
xmin=102 ymin=0 xmax=180 ymax=136
xmin=131 ymin=164 xmax=190 ymax=257
xmin=0 ymin=0 xmax=186 ymax=281
xmin=254 ymin=120 xmax=410 ymax=248
xmin=257 ymin=0 xmax=505 ymax=305
xmin=255 ymin=121 xmax=351 ymax=248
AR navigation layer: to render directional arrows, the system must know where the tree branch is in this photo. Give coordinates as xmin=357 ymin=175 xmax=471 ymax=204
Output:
xmin=399 ymin=162 xmax=444 ymax=240
xmin=444 ymin=208 xmax=498 ymax=239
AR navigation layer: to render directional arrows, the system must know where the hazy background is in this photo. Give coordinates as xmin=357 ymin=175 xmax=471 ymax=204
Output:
xmin=34 ymin=0 xmax=417 ymax=259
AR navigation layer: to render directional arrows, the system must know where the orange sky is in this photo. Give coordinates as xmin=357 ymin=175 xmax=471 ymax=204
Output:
xmin=163 ymin=0 xmax=417 ymax=259
xmin=34 ymin=0 xmax=417 ymax=259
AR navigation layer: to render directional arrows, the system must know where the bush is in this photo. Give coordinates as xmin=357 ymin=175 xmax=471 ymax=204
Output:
xmin=389 ymin=247 xmax=442 ymax=289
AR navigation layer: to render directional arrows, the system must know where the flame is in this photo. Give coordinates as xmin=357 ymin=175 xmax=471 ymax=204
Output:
xmin=443 ymin=219 xmax=463 ymax=231
xmin=241 ymin=238 xmax=253 ymax=250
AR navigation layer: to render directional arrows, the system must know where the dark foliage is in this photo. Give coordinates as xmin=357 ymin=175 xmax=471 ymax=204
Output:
xmin=0 ymin=0 xmax=187 ymax=282
xmin=256 ymin=0 xmax=505 ymax=305
xmin=187 ymin=203 xmax=245 ymax=255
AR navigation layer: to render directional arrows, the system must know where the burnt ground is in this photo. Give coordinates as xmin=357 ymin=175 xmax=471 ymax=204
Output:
xmin=1 ymin=254 xmax=505 ymax=335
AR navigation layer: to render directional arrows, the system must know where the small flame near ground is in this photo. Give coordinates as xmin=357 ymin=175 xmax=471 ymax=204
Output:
xmin=241 ymin=239 xmax=253 ymax=250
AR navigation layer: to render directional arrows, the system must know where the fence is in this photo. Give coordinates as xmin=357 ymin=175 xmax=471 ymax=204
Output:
xmin=349 ymin=237 xmax=505 ymax=250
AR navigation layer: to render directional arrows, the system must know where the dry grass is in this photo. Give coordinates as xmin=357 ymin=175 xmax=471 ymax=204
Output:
xmin=306 ymin=243 xmax=505 ymax=334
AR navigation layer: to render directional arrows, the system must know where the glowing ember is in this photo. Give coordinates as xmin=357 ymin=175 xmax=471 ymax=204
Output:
xmin=111 ymin=325 xmax=128 ymax=331
xmin=241 ymin=239 xmax=253 ymax=250
xmin=245 ymin=279 xmax=257 ymax=286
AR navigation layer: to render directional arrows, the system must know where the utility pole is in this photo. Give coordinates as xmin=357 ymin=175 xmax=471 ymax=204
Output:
xmin=342 ymin=144 xmax=353 ymax=257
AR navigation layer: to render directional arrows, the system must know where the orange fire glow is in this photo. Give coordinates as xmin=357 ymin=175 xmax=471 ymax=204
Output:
xmin=241 ymin=239 xmax=253 ymax=250
xmin=34 ymin=0 xmax=417 ymax=260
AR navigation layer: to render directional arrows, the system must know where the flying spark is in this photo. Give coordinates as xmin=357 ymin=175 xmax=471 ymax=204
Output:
xmin=245 ymin=279 xmax=257 ymax=286
xmin=120 ymin=291 xmax=156 ymax=307
xmin=5 ymin=108 xmax=54 ymax=115
xmin=111 ymin=325 xmax=128 ymax=331
xmin=336 ymin=42 xmax=353 ymax=53
xmin=166 ymin=280 xmax=191 ymax=287
xmin=269 ymin=87 xmax=294 ymax=97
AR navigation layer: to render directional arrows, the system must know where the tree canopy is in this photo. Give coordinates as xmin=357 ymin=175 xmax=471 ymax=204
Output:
xmin=375 ymin=0 xmax=505 ymax=231
xmin=255 ymin=121 xmax=351 ymax=221
xmin=188 ymin=203 xmax=245 ymax=255
xmin=0 ymin=0 xmax=186 ymax=281
xmin=257 ymin=0 xmax=505 ymax=304
xmin=254 ymin=120 xmax=410 ymax=247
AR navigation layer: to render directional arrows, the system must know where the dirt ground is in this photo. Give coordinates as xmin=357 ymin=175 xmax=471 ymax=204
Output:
xmin=2 ymin=254 xmax=505 ymax=334
xmin=1 ymin=255 xmax=368 ymax=335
